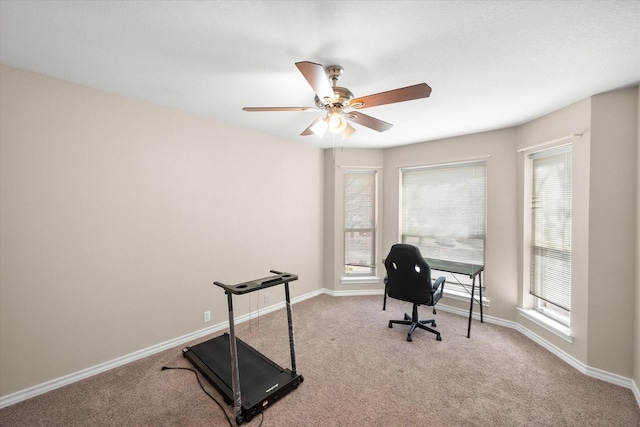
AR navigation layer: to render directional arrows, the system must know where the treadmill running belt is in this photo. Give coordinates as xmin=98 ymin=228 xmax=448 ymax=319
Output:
xmin=185 ymin=332 xmax=301 ymax=418
xmin=190 ymin=333 xmax=284 ymax=389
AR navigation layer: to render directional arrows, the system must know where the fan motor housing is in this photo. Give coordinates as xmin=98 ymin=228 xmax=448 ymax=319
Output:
xmin=314 ymin=86 xmax=354 ymax=109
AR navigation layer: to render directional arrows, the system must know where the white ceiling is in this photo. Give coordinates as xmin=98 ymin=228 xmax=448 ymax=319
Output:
xmin=1 ymin=1 xmax=639 ymax=149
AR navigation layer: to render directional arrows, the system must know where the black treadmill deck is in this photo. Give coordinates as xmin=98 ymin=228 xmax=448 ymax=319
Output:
xmin=183 ymin=333 xmax=302 ymax=422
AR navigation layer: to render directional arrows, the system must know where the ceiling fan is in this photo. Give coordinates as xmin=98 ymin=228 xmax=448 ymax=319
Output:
xmin=243 ymin=61 xmax=432 ymax=139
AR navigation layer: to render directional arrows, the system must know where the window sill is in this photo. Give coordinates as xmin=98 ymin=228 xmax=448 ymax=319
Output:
xmin=517 ymin=308 xmax=573 ymax=343
xmin=341 ymin=276 xmax=381 ymax=285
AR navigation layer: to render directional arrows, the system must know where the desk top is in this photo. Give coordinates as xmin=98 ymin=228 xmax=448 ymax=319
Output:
xmin=214 ymin=270 xmax=298 ymax=294
xmin=425 ymin=258 xmax=484 ymax=278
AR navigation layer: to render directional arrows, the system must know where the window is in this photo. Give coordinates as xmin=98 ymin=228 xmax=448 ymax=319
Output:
xmin=400 ymin=161 xmax=486 ymax=271
xmin=529 ymin=145 xmax=572 ymax=325
xmin=344 ymin=170 xmax=377 ymax=277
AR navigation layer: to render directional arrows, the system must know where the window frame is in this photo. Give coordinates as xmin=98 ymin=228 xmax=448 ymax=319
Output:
xmin=399 ymin=160 xmax=487 ymax=291
xmin=342 ymin=168 xmax=378 ymax=279
xmin=527 ymin=144 xmax=572 ymax=327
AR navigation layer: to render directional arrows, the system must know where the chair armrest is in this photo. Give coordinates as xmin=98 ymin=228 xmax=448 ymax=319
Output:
xmin=432 ymin=276 xmax=445 ymax=291
xmin=431 ymin=276 xmax=446 ymax=305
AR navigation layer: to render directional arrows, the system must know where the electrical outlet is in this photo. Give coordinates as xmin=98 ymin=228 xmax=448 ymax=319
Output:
xmin=203 ymin=310 xmax=211 ymax=323
xmin=263 ymin=293 xmax=269 ymax=304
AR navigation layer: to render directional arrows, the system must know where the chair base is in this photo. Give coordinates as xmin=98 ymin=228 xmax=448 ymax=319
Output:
xmin=388 ymin=304 xmax=441 ymax=342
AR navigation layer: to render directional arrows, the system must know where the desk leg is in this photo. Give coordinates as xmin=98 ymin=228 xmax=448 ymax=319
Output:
xmin=467 ymin=276 xmax=476 ymax=338
xmin=284 ymin=282 xmax=297 ymax=374
xmin=226 ymin=291 xmax=242 ymax=425
xmin=479 ymin=272 xmax=484 ymax=323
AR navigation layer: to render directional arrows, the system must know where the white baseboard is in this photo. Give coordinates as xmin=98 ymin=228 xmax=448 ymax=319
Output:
xmin=0 ymin=288 xmax=325 ymax=409
xmin=435 ymin=302 xmax=640 ymax=408
xmin=0 ymin=320 xmax=225 ymax=409
xmin=2 ymin=288 xmax=638 ymax=410
xmin=321 ymin=288 xmax=383 ymax=297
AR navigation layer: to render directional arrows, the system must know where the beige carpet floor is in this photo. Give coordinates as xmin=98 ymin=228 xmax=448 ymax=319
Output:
xmin=1 ymin=294 xmax=639 ymax=426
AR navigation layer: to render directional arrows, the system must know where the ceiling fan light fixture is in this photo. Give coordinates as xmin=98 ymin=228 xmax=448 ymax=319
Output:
xmin=327 ymin=108 xmax=347 ymax=134
xmin=342 ymin=122 xmax=356 ymax=139
xmin=309 ymin=117 xmax=328 ymax=138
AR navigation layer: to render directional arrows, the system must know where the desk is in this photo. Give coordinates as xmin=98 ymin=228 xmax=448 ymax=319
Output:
xmin=383 ymin=258 xmax=484 ymax=338
xmin=425 ymin=259 xmax=484 ymax=338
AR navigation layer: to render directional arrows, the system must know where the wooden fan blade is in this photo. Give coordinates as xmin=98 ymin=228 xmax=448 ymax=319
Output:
xmin=346 ymin=111 xmax=393 ymax=132
xmin=349 ymin=83 xmax=432 ymax=109
xmin=295 ymin=61 xmax=334 ymax=103
xmin=243 ymin=107 xmax=317 ymax=112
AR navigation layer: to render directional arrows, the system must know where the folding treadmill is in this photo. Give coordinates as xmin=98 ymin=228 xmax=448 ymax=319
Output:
xmin=183 ymin=270 xmax=303 ymax=425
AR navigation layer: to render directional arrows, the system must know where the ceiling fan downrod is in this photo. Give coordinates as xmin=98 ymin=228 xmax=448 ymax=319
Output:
xmin=325 ymin=65 xmax=343 ymax=86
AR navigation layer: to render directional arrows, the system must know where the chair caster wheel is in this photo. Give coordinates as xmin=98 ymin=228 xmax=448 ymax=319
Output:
xmin=432 ymin=322 xmax=437 ymax=327
xmin=388 ymin=322 xmax=393 ymax=328
xmin=407 ymin=335 xmax=412 ymax=342
xmin=436 ymin=335 xmax=442 ymax=341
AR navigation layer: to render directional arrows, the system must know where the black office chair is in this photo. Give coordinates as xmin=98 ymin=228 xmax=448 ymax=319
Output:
xmin=384 ymin=244 xmax=446 ymax=342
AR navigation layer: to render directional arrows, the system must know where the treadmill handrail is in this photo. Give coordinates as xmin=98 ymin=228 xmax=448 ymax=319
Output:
xmin=214 ymin=271 xmax=298 ymax=295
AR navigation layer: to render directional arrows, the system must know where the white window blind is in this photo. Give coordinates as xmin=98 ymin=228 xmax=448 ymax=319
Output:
xmin=401 ymin=161 xmax=486 ymax=265
xmin=529 ymin=145 xmax=572 ymax=311
xmin=344 ymin=170 xmax=376 ymax=276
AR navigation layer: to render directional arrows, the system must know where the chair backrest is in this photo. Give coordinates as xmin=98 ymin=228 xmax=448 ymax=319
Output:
xmin=384 ymin=244 xmax=433 ymax=305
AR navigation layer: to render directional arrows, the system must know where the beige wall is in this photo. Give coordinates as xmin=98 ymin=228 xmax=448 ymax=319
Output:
xmin=588 ymin=87 xmax=638 ymax=376
xmin=0 ymin=65 xmax=325 ymax=396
